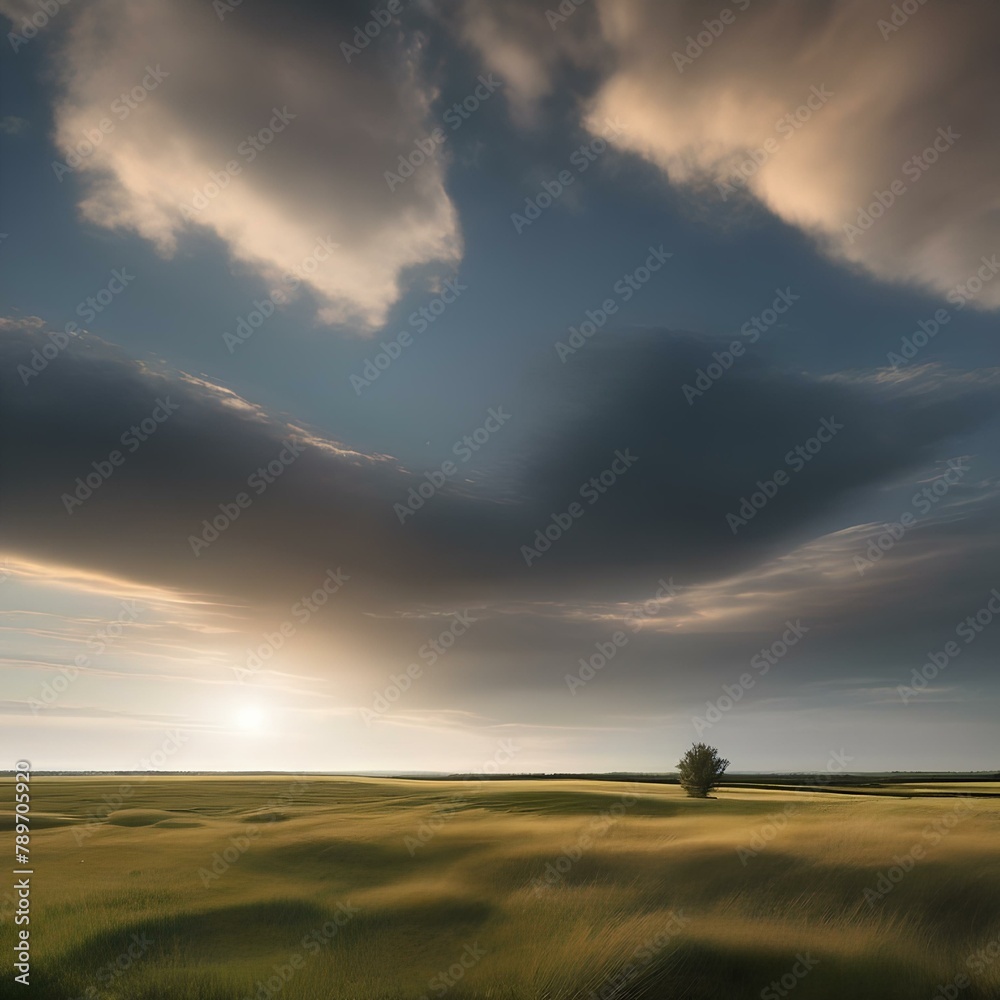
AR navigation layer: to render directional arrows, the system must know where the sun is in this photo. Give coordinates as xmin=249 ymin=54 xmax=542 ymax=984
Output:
xmin=233 ymin=705 xmax=270 ymax=733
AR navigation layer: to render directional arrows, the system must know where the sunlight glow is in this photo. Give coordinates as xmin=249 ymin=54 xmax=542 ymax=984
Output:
xmin=233 ymin=705 xmax=270 ymax=733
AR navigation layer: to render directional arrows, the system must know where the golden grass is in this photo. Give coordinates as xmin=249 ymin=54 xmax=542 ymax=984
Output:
xmin=3 ymin=777 xmax=999 ymax=998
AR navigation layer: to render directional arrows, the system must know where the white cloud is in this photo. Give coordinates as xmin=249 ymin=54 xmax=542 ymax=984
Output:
xmin=453 ymin=0 xmax=1000 ymax=309
xmin=585 ymin=0 xmax=1000 ymax=308
xmin=48 ymin=0 xmax=461 ymax=329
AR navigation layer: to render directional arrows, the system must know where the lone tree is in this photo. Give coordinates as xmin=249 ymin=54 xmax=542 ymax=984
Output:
xmin=677 ymin=742 xmax=729 ymax=798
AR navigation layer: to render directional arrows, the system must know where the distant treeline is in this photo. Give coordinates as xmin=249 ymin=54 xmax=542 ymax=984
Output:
xmin=425 ymin=772 xmax=1000 ymax=797
xmin=5 ymin=770 xmax=999 ymax=797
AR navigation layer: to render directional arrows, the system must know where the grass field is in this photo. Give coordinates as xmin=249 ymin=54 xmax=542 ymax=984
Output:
xmin=4 ymin=776 xmax=1000 ymax=999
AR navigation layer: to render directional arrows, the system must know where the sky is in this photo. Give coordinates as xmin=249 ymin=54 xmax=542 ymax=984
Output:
xmin=1 ymin=0 xmax=998 ymax=774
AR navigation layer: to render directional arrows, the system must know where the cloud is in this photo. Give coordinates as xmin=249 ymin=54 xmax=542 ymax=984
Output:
xmin=0 ymin=700 xmax=214 ymax=728
xmin=43 ymin=0 xmax=461 ymax=329
xmin=444 ymin=483 xmax=1000 ymax=724
xmin=445 ymin=0 xmax=598 ymax=126
xmin=3 ymin=317 xmax=999 ymax=736
xmin=3 ymin=317 xmax=997 ymax=616
xmin=452 ymin=0 xmax=1000 ymax=308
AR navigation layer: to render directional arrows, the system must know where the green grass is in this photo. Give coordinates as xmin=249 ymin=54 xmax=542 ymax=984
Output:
xmin=4 ymin=776 xmax=1000 ymax=998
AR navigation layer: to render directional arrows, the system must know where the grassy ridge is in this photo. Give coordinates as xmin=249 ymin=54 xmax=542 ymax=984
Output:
xmin=4 ymin=777 xmax=1000 ymax=998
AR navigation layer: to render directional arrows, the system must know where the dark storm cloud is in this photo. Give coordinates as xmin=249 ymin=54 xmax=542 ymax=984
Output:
xmin=2 ymin=320 xmax=997 ymax=623
xmin=503 ymin=333 xmax=1000 ymax=595
xmin=374 ymin=478 xmax=1000 ymax=709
